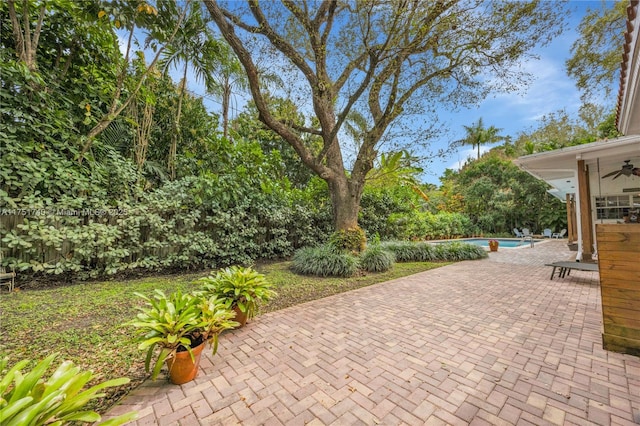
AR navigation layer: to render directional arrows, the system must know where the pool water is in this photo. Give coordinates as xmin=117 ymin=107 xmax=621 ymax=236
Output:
xmin=437 ymin=238 xmax=540 ymax=248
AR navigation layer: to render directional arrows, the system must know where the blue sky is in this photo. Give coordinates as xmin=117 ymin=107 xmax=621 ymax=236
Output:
xmin=421 ymin=1 xmax=609 ymax=185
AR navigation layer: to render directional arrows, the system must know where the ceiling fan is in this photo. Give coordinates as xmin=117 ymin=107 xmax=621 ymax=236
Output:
xmin=602 ymin=160 xmax=640 ymax=180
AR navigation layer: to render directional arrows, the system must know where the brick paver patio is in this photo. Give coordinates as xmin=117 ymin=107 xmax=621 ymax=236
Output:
xmin=105 ymin=240 xmax=640 ymax=425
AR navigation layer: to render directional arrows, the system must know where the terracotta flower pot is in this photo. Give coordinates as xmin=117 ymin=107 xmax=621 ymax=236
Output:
xmin=233 ymin=306 xmax=248 ymax=328
xmin=166 ymin=341 xmax=205 ymax=385
xmin=489 ymin=241 xmax=499 ymax=252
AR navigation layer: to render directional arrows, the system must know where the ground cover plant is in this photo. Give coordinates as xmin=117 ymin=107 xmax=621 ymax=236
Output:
xmin=291 ymin=240 xmax=487 ymax=277
xmin=291 ymin=245 xmax=359 ymax=277
xmin=0 ymin=260 xmax=449 ymax=414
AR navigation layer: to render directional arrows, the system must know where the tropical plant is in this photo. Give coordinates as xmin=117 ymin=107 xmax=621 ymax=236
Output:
xmin=455 ymin=117 xmax=506 ymax=160
xmin=0 ymin=354 xmax=137 ymax=425
xmin=291 ymin=245 xmax=359 ymax=278
xmin=210 ymin=44 xmax=249 ymax=140
xmin=128 ymin=289 xmax=237 ymax=380
xmin=360 ymin=245 xmax=395 ymax=273
xmin=198 ymin=266 xmax=276 ymax=322
xmin=78 ymin=1 xmax=190 ymax=161
xmin=157 ymin=2 xmax=222 ymax=179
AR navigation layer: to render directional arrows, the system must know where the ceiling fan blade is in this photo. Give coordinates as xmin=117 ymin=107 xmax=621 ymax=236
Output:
xmin=602 ymin=170 xmax=621 ymax=178
xmin=612 ymin=171 xmax=623 ymax=180
xmin=633 ymin=168 xmax=640 ymax=177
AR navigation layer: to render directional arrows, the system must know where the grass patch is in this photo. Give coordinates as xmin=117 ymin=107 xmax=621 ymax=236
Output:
xmin=0 ymin=261 xmax=449 ymax=413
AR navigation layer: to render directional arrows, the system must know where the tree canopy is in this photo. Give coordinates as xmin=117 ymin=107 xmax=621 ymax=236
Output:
xmin=204 ymin=0 xmax=566 ymax=231
xmin=566 ymin=0 xmax=627 ymax=102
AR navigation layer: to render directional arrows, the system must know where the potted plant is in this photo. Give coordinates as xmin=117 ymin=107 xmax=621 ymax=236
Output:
xmin=128 ymin=289 xmax=237 ymax=384
xmin=488 ymin=239 xmax=499 ymax=252
xmin=198 ymin=266 xmax=276 ymax=328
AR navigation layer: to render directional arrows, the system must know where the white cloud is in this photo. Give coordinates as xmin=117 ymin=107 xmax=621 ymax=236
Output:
xmin=486 ymin=55 xmax=580 ymax=125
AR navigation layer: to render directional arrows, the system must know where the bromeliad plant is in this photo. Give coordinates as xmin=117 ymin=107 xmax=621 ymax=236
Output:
xmin=0 ymin=354 xmax=137 ymax=426
xmin=128 ymin=290 xmax=237 ymax=380
xmin=198 ymin=266 xmax=276 ymax=323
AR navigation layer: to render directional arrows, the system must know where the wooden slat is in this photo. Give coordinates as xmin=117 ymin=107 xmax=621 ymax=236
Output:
xmin=597 ymin=232 xmax=640 ymax=244
xmin=597 ymin=240 xmax=640 ymax=252
xmin=602 ymin=323 xmax=640 ymax=341
xmin=599 ymin=258 xmax=640 ymax=270
xmin=598 ymin=265 xmax=640 ymax=284
xmin=597 ymin=223 xmax=640 ymax=232
xmin=602 ymin=298 xmax=640 ymax=315
xmin=602 ymin=334 xmax=640 ymax=356
xmin=596 ymin=224 xmax=640 ymax=355
xmin=601 ymin=287 xmax=640 ymax=302
xmin=603 ymin=311 xmax=640 ymax=329
xmin=598 ymin=250 xmax=640 ymax=262
xmin=601 ymin=277 xmax=640 ymax=291
xmin=601 ymin=305 xmax=640 ymax=321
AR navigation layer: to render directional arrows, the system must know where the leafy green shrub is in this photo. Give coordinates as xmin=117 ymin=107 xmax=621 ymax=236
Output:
xmin=386 ymin=212 xmax=429 ymax=241
xmin=358 ymin=186 xmax=416 ymax=239
xmin=0 ymin=355 xmax=137 ymax=425
xmin=291 ymin=245 xmax=359 ymax=277
xmin=360 ymin=245 xmax=395 ymax=272
xmin=328 ymin=227 xmax=367 ymax=253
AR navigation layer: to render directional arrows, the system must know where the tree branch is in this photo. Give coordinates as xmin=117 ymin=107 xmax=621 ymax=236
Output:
xmin=78 ymin=2 xmax=190 ymax=163
xmin=7 ymin=0 xmax=26 ymax=64
xmin=204 ymin=0 xmax=333 ymax=179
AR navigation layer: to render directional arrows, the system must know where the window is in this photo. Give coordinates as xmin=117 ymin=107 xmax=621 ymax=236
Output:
xmin=595 ymin=195 xmax=632 ymax=220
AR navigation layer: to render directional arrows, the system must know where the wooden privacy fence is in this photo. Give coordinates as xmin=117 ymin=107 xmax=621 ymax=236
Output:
xmin=596 ymin=223 xmax=640 ymax=356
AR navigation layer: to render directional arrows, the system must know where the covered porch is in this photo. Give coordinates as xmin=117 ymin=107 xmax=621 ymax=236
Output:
xmin=514 ymin=136 xmax=640 ymax=261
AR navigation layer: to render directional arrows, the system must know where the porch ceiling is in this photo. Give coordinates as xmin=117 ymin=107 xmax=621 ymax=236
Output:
xmin=514 ymin=135 xmax=640 ymax=201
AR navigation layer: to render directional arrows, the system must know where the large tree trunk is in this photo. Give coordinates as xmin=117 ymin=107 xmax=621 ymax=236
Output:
xmin=327 ymin=175 xmax=362 ymax=231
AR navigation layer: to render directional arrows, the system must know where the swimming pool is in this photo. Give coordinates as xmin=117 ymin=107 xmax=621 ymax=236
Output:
xmin=435 ymin=238 xmax=541 ymax=248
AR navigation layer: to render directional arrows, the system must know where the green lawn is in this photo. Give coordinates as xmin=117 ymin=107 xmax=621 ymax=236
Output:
xmin=0 ymin=260 xmax=449 ymax=413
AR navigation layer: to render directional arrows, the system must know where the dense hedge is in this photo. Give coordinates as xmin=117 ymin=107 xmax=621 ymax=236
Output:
xmin=1 ymin=175 xmax=332 ymax=280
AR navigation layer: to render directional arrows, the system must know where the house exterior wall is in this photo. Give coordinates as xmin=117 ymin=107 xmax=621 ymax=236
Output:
xmin=588 ymin=167 xmax=640 ymax=252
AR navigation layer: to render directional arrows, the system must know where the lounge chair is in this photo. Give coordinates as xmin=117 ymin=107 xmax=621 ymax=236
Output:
xmin=545 ymin=261 xmax=598 ymax=280
xmin=513 ymin=228 xmax=524 ymax=238
xmin=552 ymin=229 xmax=567 ymax=239
xmin=522 ymin=228 xmax=532 ymax=237
xmin=543 ymin=229 xmax=552 ymax=238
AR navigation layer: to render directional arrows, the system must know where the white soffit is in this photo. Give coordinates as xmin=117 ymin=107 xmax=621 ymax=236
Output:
xmin=514 ymin=136 xmax=640 ymax=201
